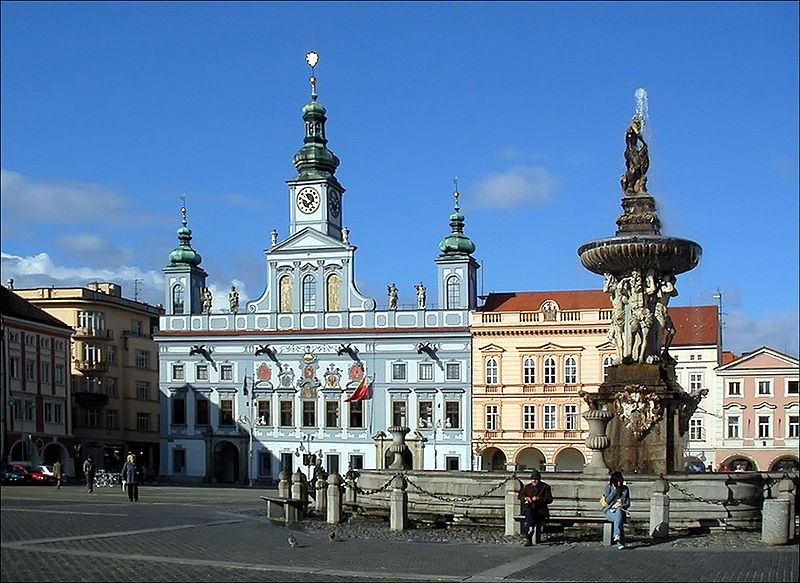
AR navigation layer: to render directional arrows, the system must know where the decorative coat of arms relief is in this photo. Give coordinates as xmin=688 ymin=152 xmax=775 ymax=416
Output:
xmin=613 ymin=384 xmax=662 ymax=440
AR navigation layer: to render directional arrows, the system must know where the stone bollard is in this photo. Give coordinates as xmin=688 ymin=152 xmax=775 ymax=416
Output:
xmin=344 ymin=471 xmax=357 ymax=506
xmin=327 ymin=473 xmax=342 ymax=525
xmin=316 ymin=476 xmax=328 ymax=514
xmin=291 ymin=469 xmax=308 ymax=505
xmin=389 ymin=474 xmax=407 ymax=531
xmin=761 ymin=497 xmax=790 ymax=545
xmin=777 ymin=476 xmax=796 ymax=542
xmin=278 ymin=469 xmax=290 ymax=498
xmin=504 ymin=477 xmax=523 ymax=536
xmin=649 ymin=476 xmax=670 ymax=539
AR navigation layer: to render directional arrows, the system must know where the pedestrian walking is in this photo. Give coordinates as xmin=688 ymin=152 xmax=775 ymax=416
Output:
xmin=121 ymin=454 xmax=142 ymax=502
xmin=82 ymin=456 xmax=96 ymax=493
xmin=53 ymin=460 xmax=63 ymax=490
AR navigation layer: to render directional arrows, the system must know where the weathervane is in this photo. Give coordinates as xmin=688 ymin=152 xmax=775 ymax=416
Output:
xmin=180 ymin=193 xmax=188 ymax=225
xmin=306 ymin=51 xmax=319 ymax=101
xmin=452 ymin=177 xmax=460 ymax=208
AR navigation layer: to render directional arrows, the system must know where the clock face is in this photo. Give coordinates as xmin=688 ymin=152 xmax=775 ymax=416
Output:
xmin=329 ymin=191 xmax=341 ymax=218
xmin=297 ymin=187 xmax=320 ymax=214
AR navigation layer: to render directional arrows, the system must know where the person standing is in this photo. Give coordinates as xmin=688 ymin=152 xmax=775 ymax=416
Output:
xmin=601 ymin=471 xmax=631 ymax=549
xmin=82 ymin=456 xmax=96 ymax=493
xmin=121 ymin=454 xmax=142 ymax=502
xmin=53 ymin=460 xmax=63 ymax=490
xmin=518 ymin=469 xmax=553 ymax=546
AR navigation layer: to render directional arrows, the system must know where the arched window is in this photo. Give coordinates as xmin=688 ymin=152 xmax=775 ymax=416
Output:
xmin=171 ymin=284 xmax=185 ymax=314
xmin=326 ymin=273 xmax=341 ymax=311
xmin=485 ymin=357 xmax=499 ymax=385
xmin=446 ymin=276 xmax=460 ymax=309
xmin=302 ymin=275 xmax=316 ymax=312
xmin=564 ymin=356 xmax=577 ymax=384
xmin=523 ymin=357 xmax=536 ymax=384
xmin=279 ymin=275 xmax=293 ymax=313
xmin=544 ymin=356 xmax=557 ymax=384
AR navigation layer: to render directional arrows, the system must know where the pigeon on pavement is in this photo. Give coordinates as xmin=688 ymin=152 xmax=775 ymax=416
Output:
xmin=288 ymin=534 xmax=297 ymax=548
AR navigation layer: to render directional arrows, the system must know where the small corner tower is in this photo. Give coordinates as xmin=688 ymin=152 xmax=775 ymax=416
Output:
xmin=287 ymin=51 xmax=346 ymax=240
xmin=163 ymin=200 xmax=207 ymax=315
xmin=435 ymin=181 xmax=479 ymax=310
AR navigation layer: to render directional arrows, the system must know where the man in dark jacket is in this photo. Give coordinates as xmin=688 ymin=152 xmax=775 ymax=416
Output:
xmin=518 ymin=469 xmax=554 ymax=546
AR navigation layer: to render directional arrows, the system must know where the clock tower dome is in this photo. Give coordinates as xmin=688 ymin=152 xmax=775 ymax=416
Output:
xmin=287 ymin=52 xmax=345 ymax=240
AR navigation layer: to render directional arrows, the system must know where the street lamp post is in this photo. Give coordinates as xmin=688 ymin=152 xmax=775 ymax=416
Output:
xmin=294 ymin=434 xmax=319 ymax=480
xmin=237 ymin=414 xmax=255 ymax=487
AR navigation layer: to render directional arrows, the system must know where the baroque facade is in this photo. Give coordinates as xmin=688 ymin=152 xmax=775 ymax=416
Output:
xmin=156 ymin=59 xmax=479 ymax=484
xmin=13 ymin=282 xmax=163 ymax=477
xmin=471 ymin=291 xmax=721 ymax=472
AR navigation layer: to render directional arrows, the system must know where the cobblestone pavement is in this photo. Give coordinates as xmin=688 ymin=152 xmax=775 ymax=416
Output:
xmin=1 ymin=484 xmax=797 ymax=582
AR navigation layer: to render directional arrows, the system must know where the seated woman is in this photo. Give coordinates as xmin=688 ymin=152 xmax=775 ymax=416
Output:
xmin=601 ymin=471 xmax=631 ymax=549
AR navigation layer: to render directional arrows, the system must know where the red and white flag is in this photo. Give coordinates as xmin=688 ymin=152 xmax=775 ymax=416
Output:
xmin=345 ymin=375 xmax=371 ymax=402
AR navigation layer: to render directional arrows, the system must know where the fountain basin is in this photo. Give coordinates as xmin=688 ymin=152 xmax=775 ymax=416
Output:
xmin=578 ymin=235 xmax=701 ymax=276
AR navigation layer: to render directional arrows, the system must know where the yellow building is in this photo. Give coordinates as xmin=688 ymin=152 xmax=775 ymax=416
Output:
xmin=472 ymin=290 xmax=719 ymax=472
xmin=14 ymin=282 xmax=163 ymax=476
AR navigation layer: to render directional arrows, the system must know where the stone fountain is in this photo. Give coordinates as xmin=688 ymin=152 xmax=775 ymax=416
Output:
xmin=578 ymin=89 xmax=707 ymax=475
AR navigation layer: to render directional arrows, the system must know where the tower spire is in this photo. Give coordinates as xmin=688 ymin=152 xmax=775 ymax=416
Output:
xmin=167 ymin=195 xmax=202 ymax=267
xmin=438 ymin=179 xmax=475 ymax=257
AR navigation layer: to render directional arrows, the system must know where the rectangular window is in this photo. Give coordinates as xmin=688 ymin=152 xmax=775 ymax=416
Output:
xmin=106 ymin=409 xmax=118 ymax=429
xmin=445 ymin=400 xmax=460 ymax=429
xmin=26 ymin=358 xmax=36 ymax=380
xmin=196 ymin=364 xmax=209 ymax=381
xmin=326 ymin=454 xmax=340 ymax=476
xmin=196 ymin=397 xmax=210 ymax=425
xmin=787 ymin=380 xmax=799 ymax=395
xmin=418 ymin=400 xmax=434 ymax=428
xmin=788 ymin=415 xmax=799 ymax=438
xmin=44 ymin=402 xmax=54 ymax=423
xmin=445 ymin=362 xmax=460 ymax=381
xmin=24 ymin=400 xmax=34 ymax=421
xmin=172 ymin=396 xmax=186 ymax=425
xmin=78 ymin=310 xmax=105 ymax=330
xmin=280 ymin=400 xmax=294 ymax=427
xmin=348 ymin=400 xmax=364 ymax=428
xmin=522 ymin=404 xmax=536 ymax=430
xmin=137 ymin=412 xmax=150 ymax=430
xmin=172 ymin=364 xmax=185 ymax=381
xmin=349 ymin=454 xmax=364 ymax=470
xmin=689 ymin=418 xmax=704 ymax=440
xmin=55 ymin=363 xmax=65 ymax=384
xmin=392 ymin=363 xmax=407 ymax=381
xmin=173 ymin=449 xmax=186 ymax=473
xmin=258 ymin=451 xmax=272 ymax=477
xmin=106 ymin=377 xmax=118 ymax=398
xmin=136 ymin=381 xmax=150 ymax=401
xmin=392 ymin=400 xmax=407 ymax=426
xmin=106 ymin=345 xmax=117 ymax=365
xmin=543 ymin=358 xmax=556 ymax=385
xmin=85 ymin=408 xmax=101 ymax=428
xmin=486 ymin=404 xmax=499 ymax=430
xmin=726 ymin=415 xmax=740 ymax=438
xmin=564 ymin=404 xmax=578 ymax=431
xmin=219 ymin=399 xmax=234 ymax=426
xmin=757 ymin=380 xmax=773 ymax=396
xmin=135 ymin=350 xmax=149 ymax=369
xmin=257 ymin=400 xmax=271 ymax=426
xmin=689 ymin=372 xmax=704 ymax=392
xmin=727 ymin=381 xmax=742 ymax=396
xmin=220 ymin=364 xmax=233 ymax=381
xmin=10 ymin=356 xmax=20 ymax=378
xmin=302 ymin=401 xmax=316 ymax=427
xmin=41 ymin=362 xmax=51 ymax=383
xmin=53 ymin=403 xmax=63 ymax=424
xmin=757 ymin=415 xmax=771 ymax=438
xmin=544 ymin=404 xmax=557 ymax=430
xmin=325 ymin=401 xmax=339 ymax=428
xmin=131 ymin=320 xmax=142 ymax=336
xmin=445 ymin=456 xmax=459 ymax=471
xmin=418 ymin=362 xmax=434 ymax=381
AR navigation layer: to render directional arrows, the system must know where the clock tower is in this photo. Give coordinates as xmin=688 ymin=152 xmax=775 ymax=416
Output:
xmin=287 ymin=52 xmax=345 ymax=240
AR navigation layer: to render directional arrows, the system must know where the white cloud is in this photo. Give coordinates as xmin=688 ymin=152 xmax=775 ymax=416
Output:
xmin=56 ymin=233 xmax=134 ymax=265
xmin=0 ymin=169 xmax=129 ymax=223
xmin=724 ymin=310 xmax=799 ymax=358
xmin=471 ymin=166 xmax=558 ymax=209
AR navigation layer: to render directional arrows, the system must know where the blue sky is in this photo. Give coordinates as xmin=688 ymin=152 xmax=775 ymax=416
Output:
xmin=1 ymin=1 xmax=798 ymax=358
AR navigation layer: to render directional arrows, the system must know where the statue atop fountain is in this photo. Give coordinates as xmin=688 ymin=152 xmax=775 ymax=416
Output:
xmin=578 ymin=89 xmax=707 ymax=474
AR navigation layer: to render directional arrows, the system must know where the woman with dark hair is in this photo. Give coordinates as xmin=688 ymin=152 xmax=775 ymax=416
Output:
xmin=601 ymin=471 xmax=631 ymax=549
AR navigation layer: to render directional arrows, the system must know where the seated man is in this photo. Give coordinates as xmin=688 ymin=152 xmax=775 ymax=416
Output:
xmin=518 ymin=469 xmax=554 ymax=546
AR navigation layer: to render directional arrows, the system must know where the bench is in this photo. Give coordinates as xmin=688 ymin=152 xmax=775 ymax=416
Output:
xmin=514 ymin=514 xmax=614 ymax=545
xmin=260 ymin=496 xmax=310 ymax=525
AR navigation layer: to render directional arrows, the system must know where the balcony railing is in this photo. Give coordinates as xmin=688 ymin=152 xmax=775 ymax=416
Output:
xmin=74 ymin=327 xmax=114 ymax=340
xmin=74 ymin=359 xmax=109 ymax=373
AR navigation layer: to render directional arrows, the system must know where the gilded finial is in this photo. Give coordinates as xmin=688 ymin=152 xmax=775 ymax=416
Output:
xmin=306 ymin=51 xmax=319 ymax=101
xmin=180 ymin=194 xmax=188 ymax=226
xmin=452 ymin=177 xmax=460 ymax=210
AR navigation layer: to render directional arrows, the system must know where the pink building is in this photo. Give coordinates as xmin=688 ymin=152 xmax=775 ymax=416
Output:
xmin=716 ymin=346 xmax=799 ymax=472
